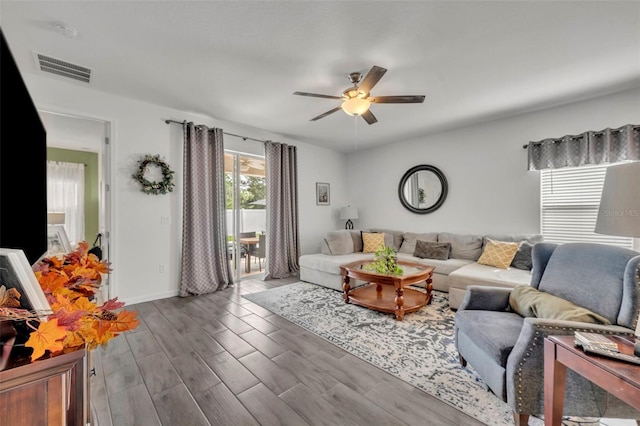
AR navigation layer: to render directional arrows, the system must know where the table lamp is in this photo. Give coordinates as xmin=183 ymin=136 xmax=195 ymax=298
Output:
xmin=47 ymin=212 xmax=66 ymax=225
xmin=340 ymin=206 xmax=359 ymax=230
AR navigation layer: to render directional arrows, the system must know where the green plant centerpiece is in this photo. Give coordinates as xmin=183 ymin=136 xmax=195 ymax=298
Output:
xmin=364 ymin=246 xmax=403 ymax=275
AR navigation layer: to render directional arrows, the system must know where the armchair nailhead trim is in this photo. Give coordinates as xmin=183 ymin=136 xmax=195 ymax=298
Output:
xmin=513 ymin=264 xmax=640 ymax=413
xmin=631 ymin=267 xmax=640 ymax=330
xmin=514 ymin=325 xmax=633 ymax=412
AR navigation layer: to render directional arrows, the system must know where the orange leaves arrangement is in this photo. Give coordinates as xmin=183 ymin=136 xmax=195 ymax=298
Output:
xmin=25 ymin=318 xmax=67 ymax=361
xmin=26 ymin=241 xmax=139 ymax=360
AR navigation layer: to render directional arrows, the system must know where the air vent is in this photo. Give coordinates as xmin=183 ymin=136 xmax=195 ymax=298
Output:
xmin=35 ymin=53 xmax=91 ymax=83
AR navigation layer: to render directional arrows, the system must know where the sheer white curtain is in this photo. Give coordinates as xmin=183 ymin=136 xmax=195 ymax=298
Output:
xmin=47 ymin=161 xmax=84 ymax=244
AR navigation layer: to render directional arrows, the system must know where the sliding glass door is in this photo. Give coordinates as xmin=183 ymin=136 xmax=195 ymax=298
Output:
xmin=224 ymin=151 xmax=267 ymax=280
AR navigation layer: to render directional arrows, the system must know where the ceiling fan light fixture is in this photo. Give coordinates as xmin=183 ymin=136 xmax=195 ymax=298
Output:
xmin=294 ymin=65 xmax=424 ymax=123
xmin=341 ymin=97 xmax=371 ymax=116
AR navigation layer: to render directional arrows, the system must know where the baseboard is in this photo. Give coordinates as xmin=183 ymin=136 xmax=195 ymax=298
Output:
xmin=122 ymin=290 xmax=180 ymax=306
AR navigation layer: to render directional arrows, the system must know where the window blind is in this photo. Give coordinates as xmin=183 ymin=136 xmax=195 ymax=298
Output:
xmin=540 ymin=164 xmax=633 ymax=249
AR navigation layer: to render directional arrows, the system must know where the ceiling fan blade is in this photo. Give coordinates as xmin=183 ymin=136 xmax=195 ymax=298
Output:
xmin=310 ymin=106 xmax=342 ymax=121
xmin=371 ymin=95 xmax=426 ymax=104
xmin=293 ymin=91 xmax=342 ymax=100
xmin=361 ymin=110 xmax=378 ymax=125
xmin=358 ymin=66 xmax=387 ymax=94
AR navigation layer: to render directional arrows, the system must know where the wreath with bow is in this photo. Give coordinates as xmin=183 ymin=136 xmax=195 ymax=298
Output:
xmin=133 ymin=154 xmax=175 ymax=195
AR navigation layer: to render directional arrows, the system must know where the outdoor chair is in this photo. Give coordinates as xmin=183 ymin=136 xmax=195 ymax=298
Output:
xmin=239 ymin=231 xmax=256 ymax=258
xmin=255 ymin=233 xmax=266 ymax=272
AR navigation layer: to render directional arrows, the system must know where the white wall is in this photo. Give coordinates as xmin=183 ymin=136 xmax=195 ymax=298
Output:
xmin=23 ymin=74 xmax=347 ymax=304
xmin=348 ymin=88 xmax=640 ymax=235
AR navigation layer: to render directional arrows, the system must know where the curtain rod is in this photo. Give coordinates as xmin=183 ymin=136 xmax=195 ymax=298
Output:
xmin=521 ymin=125 xmax=640 ymax=149
xmin=164 ymin=119 xmax=270 ymax=144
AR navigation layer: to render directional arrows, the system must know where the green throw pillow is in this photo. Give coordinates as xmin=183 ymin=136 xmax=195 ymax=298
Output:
xmin=509 ymin=285 xmax=611 ymax=325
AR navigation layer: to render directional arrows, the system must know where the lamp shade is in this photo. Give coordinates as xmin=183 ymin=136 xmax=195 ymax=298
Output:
xmin=340 ymin=206 xmax=359 ymax=220
xmin=595 ymin=162 xmax=640 ymax=238
xmin=47 ymin=212 xmax=66 ymax=225
xmin=341 ymin=98 xmax=370 ymax=116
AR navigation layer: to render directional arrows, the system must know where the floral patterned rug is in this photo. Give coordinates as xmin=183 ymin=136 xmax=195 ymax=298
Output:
xmin=243 ymin=281 xmax=515 ymax=426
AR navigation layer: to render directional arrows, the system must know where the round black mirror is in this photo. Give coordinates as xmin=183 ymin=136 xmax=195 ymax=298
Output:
xmin=398 ymin=165 xmax=448 ymax=214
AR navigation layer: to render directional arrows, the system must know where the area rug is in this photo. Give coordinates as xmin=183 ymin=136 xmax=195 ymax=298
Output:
xmin=243 ymin=281 xmax=516 ymax=426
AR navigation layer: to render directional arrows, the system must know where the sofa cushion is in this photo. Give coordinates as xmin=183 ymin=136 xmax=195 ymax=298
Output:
xmin=509 ymin=285 xmax=611 ymax=325
xmin=396 ymin=253 xmax=473 ymax=275
xmin=370 ymin=228 xmax=404 ymax=250
xmin=414 ymin=241 xmax=451 ymax=260
xmin=362 ymin=232 xmax=386 ymax=253
xmin=399 ymin=232 xmax=438 ymax=254
xmin=537 ymin=243 xmax=636 ymax=325
xmin=477 ymin=239 xmax=519 ymax=269
xmin=448 ymin=262 xmax=532 ymax=291
xmin=321 ymin=239 xmax=331 ymax=255
xmin=438 ymin=233 xmax=484 ymax=260
xmin=350 ymin=230 xmax=364 ymax=252
xmin=510 ymin=241 xmax=534 ymax=271
xmin=455 ymin=310 xmax=524 ymax=365
xmin=484 ymin=234 xmax=543 ymax=245
xmin=324 ymin=230 xmax=355 ymax=255
xmin=299 ymin=252 xmax=375 ymax=275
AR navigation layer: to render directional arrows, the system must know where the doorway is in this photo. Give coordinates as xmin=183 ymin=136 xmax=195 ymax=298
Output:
xmin=224 ymin=151 xmax=266 ymax=280
xmin=39 ymin=110 xmax=112 ymax=298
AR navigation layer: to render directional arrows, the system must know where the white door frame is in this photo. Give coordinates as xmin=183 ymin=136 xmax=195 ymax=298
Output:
xmin=38 ymin=108 xmax=115 ymax=299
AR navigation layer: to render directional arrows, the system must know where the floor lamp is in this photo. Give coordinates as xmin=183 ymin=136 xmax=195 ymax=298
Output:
xmin=595 ymin=162 xmax=640 ymax=239
xmin=594 ymin=161 xmax=640 ymax=341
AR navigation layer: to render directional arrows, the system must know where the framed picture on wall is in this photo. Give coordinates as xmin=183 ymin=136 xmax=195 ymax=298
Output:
xmin=47 ymin=225 xmax=72 ymax=258
xmin=316 ymin=182 xmax=330 ymax=205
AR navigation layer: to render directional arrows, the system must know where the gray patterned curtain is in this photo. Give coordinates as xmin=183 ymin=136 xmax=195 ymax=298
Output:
xmin=264 ymin=141 xmax=300 ymax=279
xmin=179 ymin=123 xmax=233 ymax=296
xmin=527 ymin=124 xmax=640 ymax=170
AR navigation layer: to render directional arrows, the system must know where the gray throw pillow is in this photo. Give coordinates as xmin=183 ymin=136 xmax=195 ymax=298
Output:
xmin=413 ymin=240 xmax=451 ymax=260
xmin=399 ymin=232 xmax=438 ymax=254
xmin=510 ymin=241 xmax=534 ymax=270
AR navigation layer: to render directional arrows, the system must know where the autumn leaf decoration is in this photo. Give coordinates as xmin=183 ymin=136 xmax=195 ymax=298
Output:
xmin=24 ymin=241 xmax=139 ymax=360
xmin=25 ymin=318 xmax=67 ymax=361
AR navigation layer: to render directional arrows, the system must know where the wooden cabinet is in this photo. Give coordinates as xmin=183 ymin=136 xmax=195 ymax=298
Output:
xmin=0 ymin=349 xmax=88 ymax=426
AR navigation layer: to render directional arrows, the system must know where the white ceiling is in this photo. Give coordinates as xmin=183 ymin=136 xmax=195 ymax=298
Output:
xmin=2 ymin=1 xmax=639 ymax=153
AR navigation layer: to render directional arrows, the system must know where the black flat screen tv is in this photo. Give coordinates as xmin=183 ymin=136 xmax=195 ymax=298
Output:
xmin=0 ymin=29 xmax=48 ymax=264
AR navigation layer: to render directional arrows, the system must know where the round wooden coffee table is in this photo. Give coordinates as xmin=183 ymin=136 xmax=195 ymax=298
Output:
xmin=340 ymin=260 xmax=434 ymax=321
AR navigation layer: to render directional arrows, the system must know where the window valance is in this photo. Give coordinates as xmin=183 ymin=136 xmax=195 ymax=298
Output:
xmin=527 ymin=124 xmax=640 ymax=171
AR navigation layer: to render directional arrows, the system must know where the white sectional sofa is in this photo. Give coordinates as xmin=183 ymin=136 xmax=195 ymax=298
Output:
xmin=298 ymin=228 xmax=541 ymax=309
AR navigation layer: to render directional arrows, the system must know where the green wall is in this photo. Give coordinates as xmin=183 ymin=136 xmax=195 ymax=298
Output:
xmin=46 ymin=148 xmax=99 ymax=243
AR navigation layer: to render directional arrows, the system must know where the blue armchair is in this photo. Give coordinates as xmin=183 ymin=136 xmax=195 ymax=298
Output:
xmin=455 ymin=242 xmax=640 ymax=425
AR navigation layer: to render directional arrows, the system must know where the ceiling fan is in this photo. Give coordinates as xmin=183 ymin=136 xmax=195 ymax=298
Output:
xmin=293 ymin=65 xmax=425 ymax=125
xmin=239 ymin=157 xmax=265 ymax=172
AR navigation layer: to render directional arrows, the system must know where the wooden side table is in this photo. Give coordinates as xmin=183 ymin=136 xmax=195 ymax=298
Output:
xmin=544 ymin=335 xmax=640 ymax=426
xmin=0 ymin=348 xmax=88 ymax=425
